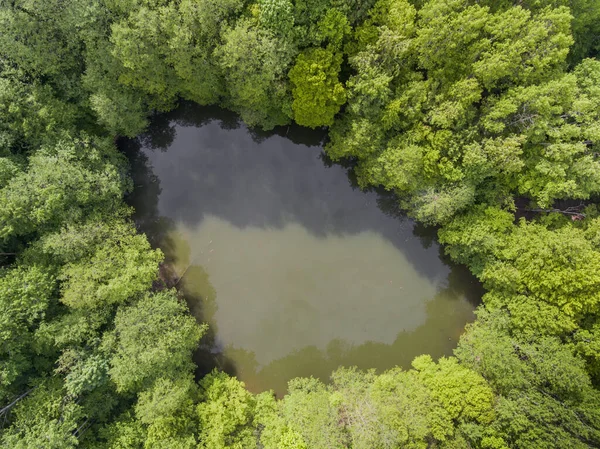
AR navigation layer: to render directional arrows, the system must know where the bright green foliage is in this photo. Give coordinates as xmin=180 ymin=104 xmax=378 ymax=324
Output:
xmin=0 ymin=0 xmax=89 ymax=96
xmin=330 ymin=367 xmax=437 ymax=448
xmin=110 ymin=5 xmax=179 ymax=110
xmin=40 ymin=221 xmax=163 ymax=309
xmin=256 ymin=363 xmax=498 ymax=448
xmin=0 ymin=136 xmax=128 ymax=239
xmin=317 ymin=9 xmax=351 ymax=50
xmin=456 ymin=311 xmax=600 ymax=448
xmin=104 ymin=291 xmax=205 ymax=393
xmin=197 ymin=371 xmax=257 ymax=449
xmin=438 ymin=206 xmax=515 ymax=275
xmin=177 ymin=0 xmax=244 ymax=44
xmin=83 ymin=38 xmax=150 ymax=138
xmin=412 ymin=355 xmax=495 ymax=426
xmin=136 ymin=376 xmax=198 ymax=449
xmin=1 ymin=0 xmax=600 ymax=446
xmin=164 ymin=0 xmax=228 ymax=106
xmin=481 ymin=221 xmax=600 ymax=336
xmin=0 ymin=266 xmax=54 ymax=399
xmin=94 ymin=412 xmax=147 ymax=449
xmin=0 ymin=379 xmax=82 ymax=449
xmin=330 ymin=0 xmax=378 ymax=25
xmin=0 ymin=157 xmax=20 ymax=187
xmin=255 ymin=393 xmax=308 ymax=449
xmin=473 ymin=0 xmax=600 ymax=64
xmin=35 ymin=305 xmax=114 ymax=350
xmin=100 ymin=0 xmax=242 ymax=124
xmin=573 ymin=320 xmax=600 ymax=384
xmin=289 ymin=48 xmax=346 ymax=128
xmin=257 ymin=0 xmax=295 ymax=37
xmin=328 ymin=0 xmax=600 ymax=224
xmin=56 ymin=349 xmax=110 ymax=398
xmin=0 ymin=78 xmax=79 ymax=150
xmin=281 ymin=377 xmax=346 ymax=448
xmin=22 ymin=219 xmax=161 ymax=310
xmin=292 ymin=0 xmax=331 ymax=45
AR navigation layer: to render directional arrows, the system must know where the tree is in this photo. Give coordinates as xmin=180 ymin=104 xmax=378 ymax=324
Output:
xmin=438 ymin=206 xmax=515 ymax=275
xmin=481 ymin=221 xmax=600 ymax=336
xmin=330 ymin=367 xmax=436 ymax=448
xmin=0 ymin=379 xmax=82 ymax=449
xmin=83 ymin=36 xmax=150 ymax=138
xmin=257 ymin=0 xmax=295 ymax=37
xmin=135 ymin=376 xmax=198 ymax=449
xmin=38 ymin=221 xmax=163 ymax=309
xmin=0 ymin=266 xmax=54 ymax=400
xmin=197 ymin=371 xmax=257 ymax=449
xmin=316 ymin=9 xmax=351 ymax=50
xmin=103 ymin=290 xmax=205 ymax=393
xmin=326 ymin=0 xmax=593 ymax=225
xmin=255 ymin=392 xmax=307 ymax=449
xmin=93 ymin=411 xmax=146 ymax=449
xmin=288 ymin=48 xmax=346 ymax=128
xmin=110 ymin=5 xmax=179 ymax=111
xmin=216 ymin=19 xmax=294 ymax=129
xmin=0 ymin=136 xmax=128 ymax=240
xmin=280 ymin=377 xmax=346 ymax=448
xmin=456 ymin=310 xmax=600 ymax=448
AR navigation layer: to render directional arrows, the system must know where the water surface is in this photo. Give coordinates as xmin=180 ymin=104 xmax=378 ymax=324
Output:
xmin=124 ymin=104 xmax=480 ymax=395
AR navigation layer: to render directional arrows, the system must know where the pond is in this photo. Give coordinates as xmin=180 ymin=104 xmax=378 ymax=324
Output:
xmin=123 ymin=102 xmax=480 ymax=396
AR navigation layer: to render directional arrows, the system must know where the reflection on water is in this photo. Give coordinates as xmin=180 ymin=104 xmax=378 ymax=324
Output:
xmin=123 ymin=102 xmax=480 ymax=396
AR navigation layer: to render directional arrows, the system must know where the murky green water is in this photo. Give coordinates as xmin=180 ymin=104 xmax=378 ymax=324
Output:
xmin=124 ymin=103 xmax=480 ymax=396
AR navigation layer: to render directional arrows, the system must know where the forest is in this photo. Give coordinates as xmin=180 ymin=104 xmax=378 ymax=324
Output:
xmin=1 ymin=0 xmax=600 ymax=447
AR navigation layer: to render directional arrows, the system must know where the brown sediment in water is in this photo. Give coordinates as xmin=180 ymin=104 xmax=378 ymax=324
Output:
xmin=153 ymin=261 xmax=180 ymax=291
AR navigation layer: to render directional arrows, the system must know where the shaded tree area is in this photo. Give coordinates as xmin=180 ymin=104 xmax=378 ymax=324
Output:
xmin=0 ymin=0 xmax=600 ymax=447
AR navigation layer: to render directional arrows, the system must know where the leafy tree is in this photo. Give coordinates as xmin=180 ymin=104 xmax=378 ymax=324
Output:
xmin=456 ymin=310 xmax=600 ymax=448
xmin=481 ymin=221 xmax=600 ymax=336
xmin=136 ymin=376 xmax=198 ymax=449
xmin=0 ymin=77 xmax=79 ymax=151
xmin=93 ymin=411 xmax=146 ymax=449
xmin=330 ymin=367 xmax=437 ymax=448
xmin=83 ymin=37 xmax=150 ymax=138
xmin=103 ymin=290 xmax=205 ymax=393
xmin=257 ymin=0 xmax=295 ymax=37
xmin=438 ymin=206 xmax=515 ymax=275
xmin=0 ymin=0 xmax=89 ymax=97
xmin=280 ymin=377 xmax=346 ymax=448
xmin=0 ymin=379 xmax=82 ymax=449
xmin=197 ymin=371 xmax=257 ymax=449
xmin=288 ymin=48 xmax=346 ymax=128
xmin=110 ymin=5 xmax=179 ymax=111
xmin=50 ymin=221 xmax=162 ymax=309
xmin=217 ymin=19 xmax=294 ymax=129
xmin=0 ymin=266 xmax=54 ymax=400
xmin=412 ymin=355 xmax=495 ymax=428
xmin=327 ymin=0 xmax=600 ymax=224
xmin=316 ymin=8 xmax=351 ymax=50
xmin=0 ymin=136 xmax=128 ymax=240
xmin=255 ymin=392 xmax=308 ymax=449
xmin=292 ymin=0 xmax=331 ymax=46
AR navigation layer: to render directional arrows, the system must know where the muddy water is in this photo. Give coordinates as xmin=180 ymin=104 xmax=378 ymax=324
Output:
xmin=125 ymin=103 xmax=480 ymax=396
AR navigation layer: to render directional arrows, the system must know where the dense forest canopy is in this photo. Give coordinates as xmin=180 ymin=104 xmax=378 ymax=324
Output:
xmin=1 ymin=0 xmax=600 ymax=447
